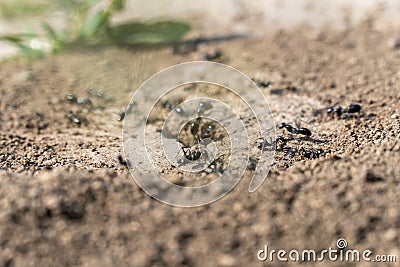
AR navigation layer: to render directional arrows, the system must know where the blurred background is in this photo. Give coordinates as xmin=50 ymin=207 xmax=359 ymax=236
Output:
xmin=1 ymin=0 xmax=400 ymax=59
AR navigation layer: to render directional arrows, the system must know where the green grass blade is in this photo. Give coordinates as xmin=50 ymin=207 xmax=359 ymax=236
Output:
xmin=41 ymin=22 xmax=65 ymax=53
xmin=16 ymin=42 xmax=45 ymax=58
xmin=79 ymin=10 xmax=110 ymax=39
xmin=108 ymin=21 xmax=191 ymax=46
xmin=0 ymin=33 xmax=37 ymax=43
xmin=42 ymin=22 xmax=59 ymax=41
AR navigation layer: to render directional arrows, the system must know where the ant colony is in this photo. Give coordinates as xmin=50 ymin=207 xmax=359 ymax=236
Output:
xmin=145 ymin=83 xmax=361 ymax=186
xmin=146 ymin=83 xmax=240 ymax=187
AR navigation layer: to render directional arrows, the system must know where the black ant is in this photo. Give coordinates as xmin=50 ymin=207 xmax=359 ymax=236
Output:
xmin=67 ymin=111 xmax=81 ymax=125
xmin=172 ymin=41 xmax=198 ymax=55
xmin=281 ymin=147 xmax=324 ymax=159
xmin=66 ymin=93 xmax=77 ymax=102
xmin=326 ymin=103 xmax=362 ymax=117
xmin=278 ymin=123 xmax=312 ymax=137
xmin=118 ymin=155 xmax=128 ymax=166
xmin=188 ymin=102 xmax=215 ymax=139
xmin=208 ymin=156 xmax=225 ymax=174
xmin=190 ymin=118 xmax=202 ymax=136
xmin=286 ymin=148 xmax=298 ymax=158
xmin=177 ymin=101 xmax=226 ymax=171
xmin=66 ymin=94 xmax=94 ymax=109
xmin=177 ymin=135 xmax=207 ymax=165
xmin=162 ymin=100 xmax=175 ymax=110
xmin=181 ymin=145 xmax=202 ymax=161
xmin=276 ymin=136 xmax=291 ymax=147
xmin=174 ymin=106 xmax=185 ymax=116
xmin=77 ymin=97 xmax=93 ymax=107
xmin=256 ymin=137 xmax=273 ymax=150
xmin=200 ymin=123 xmax=216 ymax=139
xmin=193 ymin=123 xmax=218 ymax=141
xmin=203 ymin=50 xmax=222 ymax=61
xmin=257 ymin=136 xmax=289 ymax=150
xmin=278 ymin=147 xmax=298 ymax=158
xmin=86 ymin=87 xmax=104 ymax=98
xmin=247 ymin=156 xmax=258 ymax=170
xmin=255 ymin=80 xmax=272 ymax=88
xmin=301 ymin=148 xmax=324 ymax=159
xmin=179 ymin=124 xmax=207 ymax=163
xmin=116 ymin=111 xmax=125 ymax=122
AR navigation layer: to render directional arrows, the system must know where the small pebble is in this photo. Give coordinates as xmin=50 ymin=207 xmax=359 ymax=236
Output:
xmin=66 ymin=93 xmax=77 ymax=102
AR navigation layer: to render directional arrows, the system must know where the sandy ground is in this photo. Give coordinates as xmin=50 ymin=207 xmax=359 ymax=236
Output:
xmin=0 ymin=15 xmax=400 ymax=267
